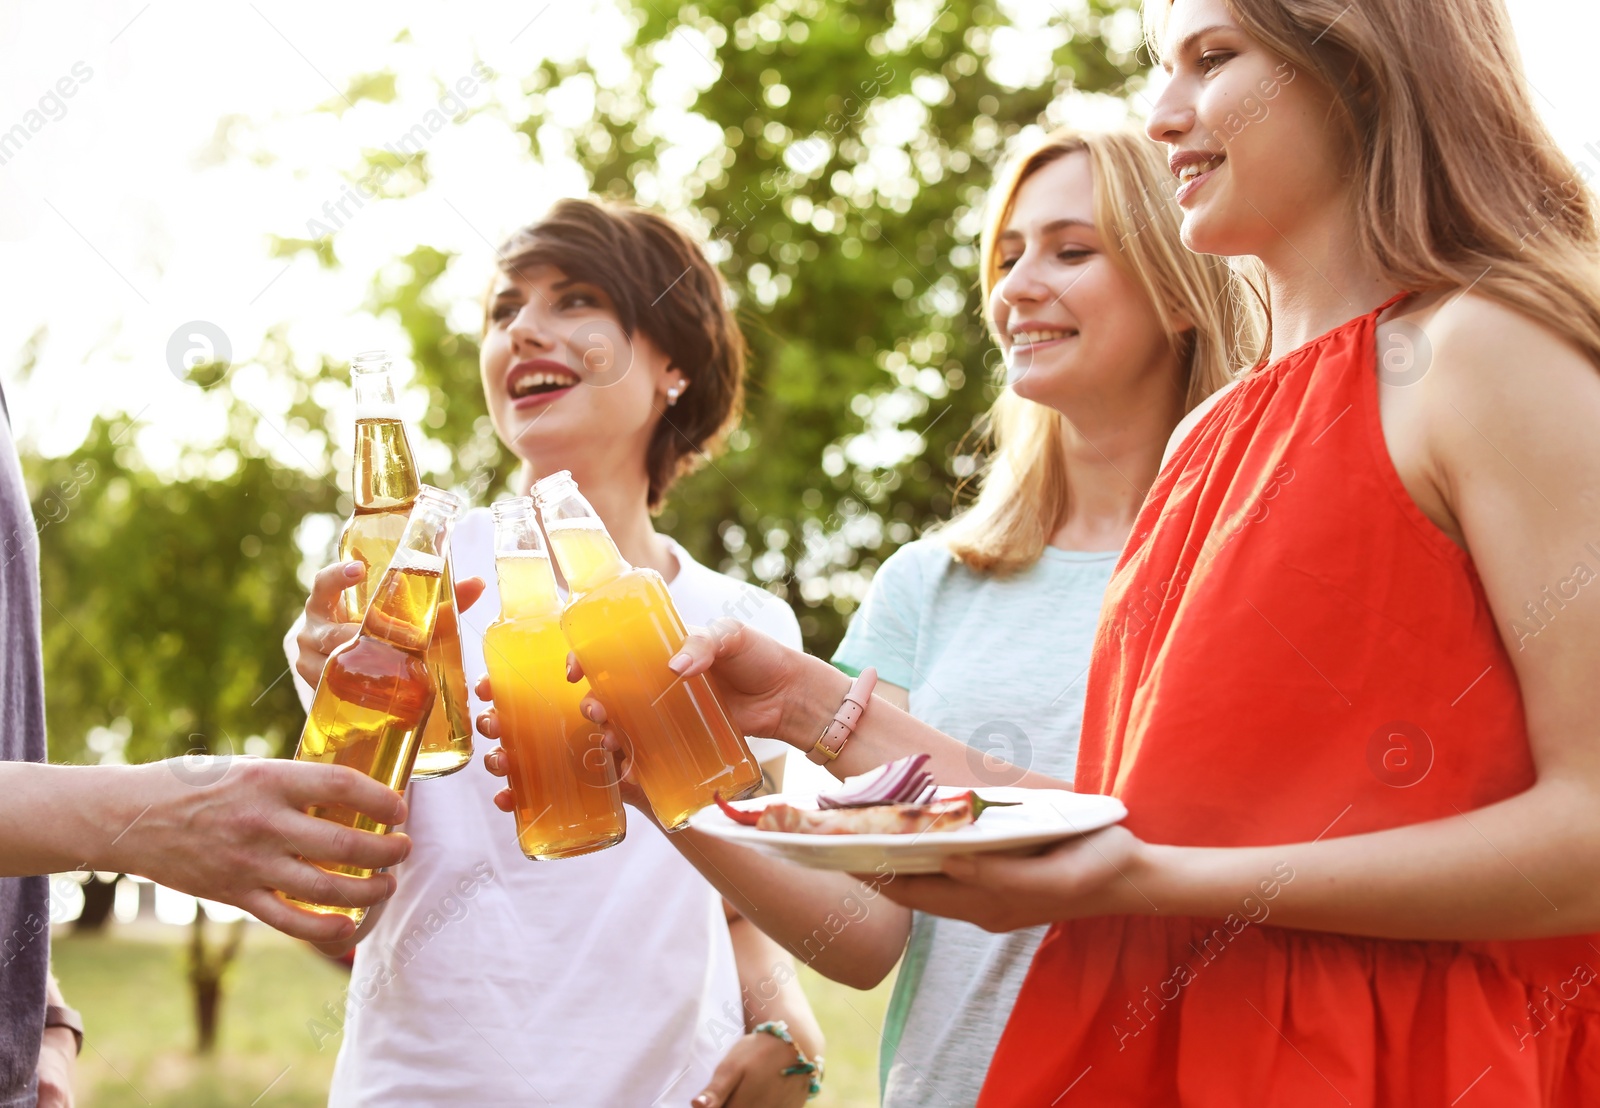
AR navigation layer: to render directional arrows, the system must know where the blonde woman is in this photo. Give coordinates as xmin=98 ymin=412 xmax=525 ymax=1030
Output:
xmin=827 ymin=126 xmax=1252 ymax=1107
xmin=481 ymin=126 xmax=1257 ymax=1107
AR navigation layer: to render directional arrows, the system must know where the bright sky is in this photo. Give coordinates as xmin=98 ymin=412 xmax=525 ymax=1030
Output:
xmin=0 ymin=0 xmax=1594 ymax=473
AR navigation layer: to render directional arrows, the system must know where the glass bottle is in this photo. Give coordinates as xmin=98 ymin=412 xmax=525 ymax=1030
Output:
xmin=482 ymin=497 xmax=626 ymax=858
xmin=286 ymin=486 xmax=462 ymax=920
xmin=337 ymin=351 xmax=472 ymax=779
xmin=532 ymin=471 xmax=762 ymax=831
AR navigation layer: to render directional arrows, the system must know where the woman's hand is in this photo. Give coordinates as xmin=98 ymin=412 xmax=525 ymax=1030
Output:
xmin=875 ymin=824 xmax=1150 ymax=932
xmin=475 ymin=674 xmax=659 ymax=826
xmin=691 ymin=1031 xmax=815 ymax=1108
xmin=593 ymin=618 xmax=833 ymax=747
xmin=295 ymin=561 xmax=484 ymax=688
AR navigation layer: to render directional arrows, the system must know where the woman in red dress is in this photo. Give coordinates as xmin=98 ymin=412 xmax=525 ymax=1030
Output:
xmin=647 ymin=0 xmax=1600 ymax=1103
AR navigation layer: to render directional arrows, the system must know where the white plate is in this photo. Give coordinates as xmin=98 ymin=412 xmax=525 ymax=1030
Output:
xmin=687 ymin=786 xmax=1127 ymax=875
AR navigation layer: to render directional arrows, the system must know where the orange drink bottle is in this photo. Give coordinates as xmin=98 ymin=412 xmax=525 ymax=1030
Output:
xmin=337 ymin=351 xmax=472 ymax=779
xmin=482 ymin=497 xmax=626 ymax=859
xmin=532 ymin=471 xmax=762 ymax=831
xmin=286 ymin=486 xmax=462 ymax=920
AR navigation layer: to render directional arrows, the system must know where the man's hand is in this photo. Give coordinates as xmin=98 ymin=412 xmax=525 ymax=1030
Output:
xmin=36 ymin=1026 xmax=75 ymax=1108
xmin=104 ymin=757 xmax=413 ymax=943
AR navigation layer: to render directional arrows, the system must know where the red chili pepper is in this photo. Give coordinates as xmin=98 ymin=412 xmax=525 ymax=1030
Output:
xmin=714 ymin=791 xmax=762 ymax=826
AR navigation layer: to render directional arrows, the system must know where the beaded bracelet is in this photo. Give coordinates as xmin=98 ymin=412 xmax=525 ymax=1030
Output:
xmin=752 ymin=1020 xmax=824 ymax=1099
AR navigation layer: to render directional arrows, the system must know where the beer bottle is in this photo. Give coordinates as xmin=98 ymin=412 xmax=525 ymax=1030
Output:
xmin=287 ymin=486 xmax=462 ymax=920
xmin=532 ymin=471 xmax=762 ymax=831
xmin=482 ymin=497 xmax=626 ymax=858
xmin=338 ymin=351 xmax=472 ymax=779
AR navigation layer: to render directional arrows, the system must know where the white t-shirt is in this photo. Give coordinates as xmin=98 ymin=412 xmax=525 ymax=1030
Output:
xmin=285 ymin=508 xmax=801 ymax=1107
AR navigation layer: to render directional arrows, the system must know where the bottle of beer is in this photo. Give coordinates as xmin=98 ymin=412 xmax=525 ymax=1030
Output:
xmin=483 ymin=497 xmax=626 ymax=858
xmin=531 ymin=471 xmax=762 ymax=831
xmin=338 ymin=351 xmax=472 ymax=779
xmin=287 ymin=486 xmax=463 ymax=920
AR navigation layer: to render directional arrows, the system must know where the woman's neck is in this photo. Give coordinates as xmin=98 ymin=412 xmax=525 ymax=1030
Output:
xmin=1047 ymin=366 xmax=1187 ymax=554
xmin=1257 ymin=205 xmax=1399 ymax=361
xmin=515 ymin=459 xmax=678 ymax=581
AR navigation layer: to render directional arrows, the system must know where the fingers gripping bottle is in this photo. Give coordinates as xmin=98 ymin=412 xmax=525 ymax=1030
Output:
xmin=483 ymin=497 xmax=626 ymax=859
xmin=338 ymin=351 xmax=473 ymax=779
xmin=532 ymin=471 xmax=763 ymax=831
xmin=287 ymin=486 xmax=463 ymax=920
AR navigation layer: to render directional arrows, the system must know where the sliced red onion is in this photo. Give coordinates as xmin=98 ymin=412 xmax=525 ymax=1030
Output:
xmin=817 ymin=753 xmax=935 ymax=809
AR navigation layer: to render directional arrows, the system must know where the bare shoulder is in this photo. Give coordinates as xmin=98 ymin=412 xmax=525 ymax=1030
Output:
xmin=1160 ymin=379 xmax=1241 ymax=470
xmin=1371 ymin=289 xmax=1600 ymax=550
xmin=1394 ymin=287 xmax=1600 ymax=529
xmin=1394 ymin=289 xmax=1599 ymax=407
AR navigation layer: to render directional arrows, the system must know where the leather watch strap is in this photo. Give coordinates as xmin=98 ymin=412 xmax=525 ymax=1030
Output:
xmin=44 ymin=1004 xmax=83 ymax=1056
xmin=808 ymin=667 xmax=878 ymax=765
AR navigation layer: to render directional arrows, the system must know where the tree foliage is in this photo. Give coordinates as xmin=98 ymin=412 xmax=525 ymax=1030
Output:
xmin=31 ymin=0 xmax=1145 ymax=763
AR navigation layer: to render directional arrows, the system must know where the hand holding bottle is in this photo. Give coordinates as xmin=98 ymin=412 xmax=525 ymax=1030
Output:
xmin=475 ymin=671 xmax=657 ymax=829
xmin=293 ymin=559 xmax=485 ymax=689
xmin=616 ymin=617 xmax=840 ymax=750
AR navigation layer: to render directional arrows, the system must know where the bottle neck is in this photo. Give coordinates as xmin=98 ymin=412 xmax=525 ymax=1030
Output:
xmin=359 ymin=551 xmax=444 ymax=651
xmin=352 ymin=417 xmax=420 ymax=511
xmin=495 ymin=552 xmax=563 ymax=619
xmin=544 ymin=520 xmax=628 ymax=595
xmin=352 ymin=365 xmax=400 ymax=417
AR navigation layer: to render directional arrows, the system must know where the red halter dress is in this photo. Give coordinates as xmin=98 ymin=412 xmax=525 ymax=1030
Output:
xmin=978 ymin=294 xmax=1600 ymax=1106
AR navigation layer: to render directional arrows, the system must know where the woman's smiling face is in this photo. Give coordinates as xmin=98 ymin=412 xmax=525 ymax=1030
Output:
xmin=1145 ymin=0 xmax=1349 ymax=259
xmin=990 ymin=151 xmax=1179 ymax=410
xmin=479 ymin=263 xmax=679 ymax=469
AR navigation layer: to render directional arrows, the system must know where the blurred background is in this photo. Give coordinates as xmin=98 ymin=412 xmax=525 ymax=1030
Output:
xmin=2 ymin=0 xmax=1590 ymax=1103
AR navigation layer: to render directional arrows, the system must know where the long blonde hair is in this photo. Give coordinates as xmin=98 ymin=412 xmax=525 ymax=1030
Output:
xmin=939 ymin=128 xmax=1260 ymax=576
xmin=1144 ymin=0 xmax=1600 ymax=368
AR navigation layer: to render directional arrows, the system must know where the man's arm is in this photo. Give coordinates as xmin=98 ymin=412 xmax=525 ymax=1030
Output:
xmin=0 ymin=759 xmax=411 ymax=943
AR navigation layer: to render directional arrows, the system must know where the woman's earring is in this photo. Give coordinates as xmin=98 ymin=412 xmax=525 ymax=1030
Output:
xmin=666 ymin=384 xmax=682 ymax=406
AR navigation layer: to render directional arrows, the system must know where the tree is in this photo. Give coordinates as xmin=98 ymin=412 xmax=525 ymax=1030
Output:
xmin=30 ymin=343 xmax=346 ymax=767
xmin=31 ymin=0 xmax=1150 ymax=753
xmin=355 ymin=0 xmax=1149 ymax=652
xmin=189 ymin=910 xmax=248 ymax=1054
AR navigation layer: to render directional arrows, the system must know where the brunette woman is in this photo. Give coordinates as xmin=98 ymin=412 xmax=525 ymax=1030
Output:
xmin=287 ymin=199 xmax=823 ymax=1107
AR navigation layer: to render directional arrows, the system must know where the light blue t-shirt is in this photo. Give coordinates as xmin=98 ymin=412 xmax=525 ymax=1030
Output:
xmin=831 ymin=537 xmax=1117 ymax=1108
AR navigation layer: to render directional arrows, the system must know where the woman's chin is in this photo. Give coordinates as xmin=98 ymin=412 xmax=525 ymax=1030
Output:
xmin=1007 ymin=365 xmax=1074 ymax=409
xmin=1178 ymin=201 xmax=1257 ymax=260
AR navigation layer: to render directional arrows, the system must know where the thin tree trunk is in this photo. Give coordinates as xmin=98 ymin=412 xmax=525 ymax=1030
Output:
xmin=188 ymin=910 xmax=247 ymax=1055
xmin=73 ymin=874 xmax=119 ymax=933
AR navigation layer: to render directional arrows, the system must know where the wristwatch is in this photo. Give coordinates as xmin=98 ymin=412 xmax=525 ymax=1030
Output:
xmin=44 ymin=1005 xmax=83 ymax=1057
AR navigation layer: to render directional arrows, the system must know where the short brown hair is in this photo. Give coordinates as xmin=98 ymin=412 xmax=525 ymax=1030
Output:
xmin=488 ymin=198 xmax=746 ymax=510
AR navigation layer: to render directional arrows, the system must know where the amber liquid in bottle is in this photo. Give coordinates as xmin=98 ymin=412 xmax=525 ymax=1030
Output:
xmin=285 ymin=544 xmax=446 ymax=920
xmin=483 ymin=541 xmax=626 ymax=859
xmin=539 ymin=499 xmax=762 ymax=832
xmin=338 ymin=380 xmax=472 ymax=779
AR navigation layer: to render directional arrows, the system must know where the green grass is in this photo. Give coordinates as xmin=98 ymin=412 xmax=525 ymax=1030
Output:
xmin=52 ymin=930 xmax=893 ymax=1107
xmin=801 ymin=965 xmax=894 ymax=1108
xmin=53 ymin=930 xmax=346 ymax=1108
